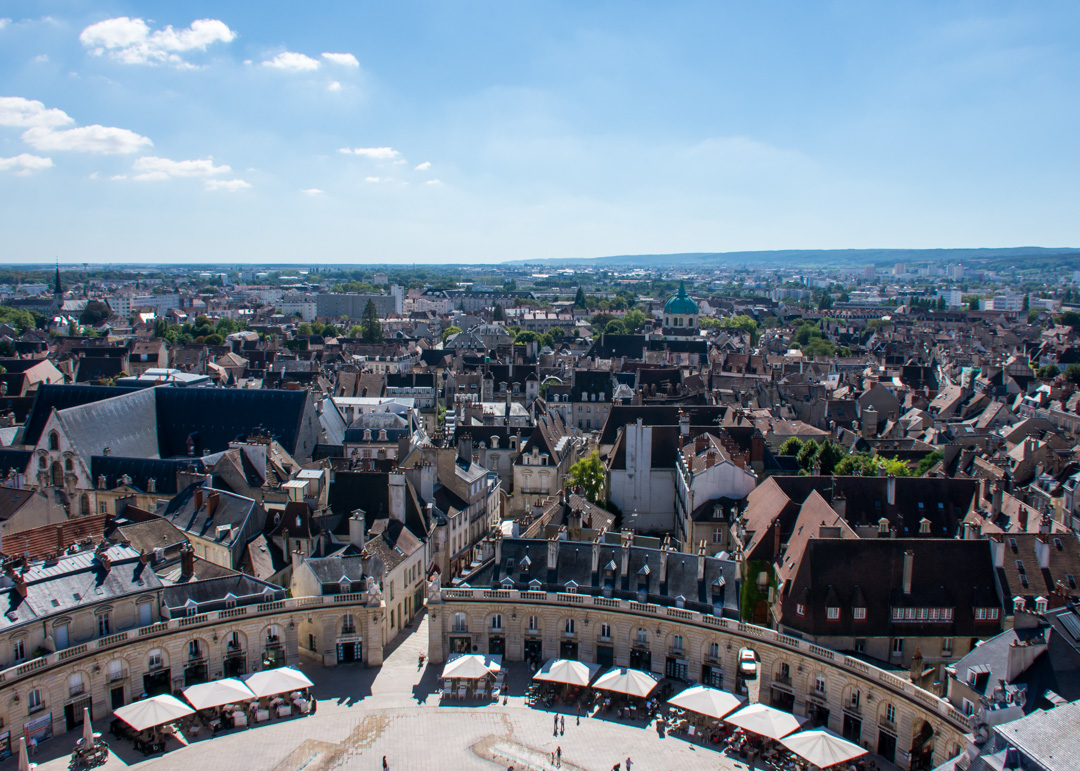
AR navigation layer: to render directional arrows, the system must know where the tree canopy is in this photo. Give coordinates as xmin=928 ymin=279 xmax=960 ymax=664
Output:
xmin=567 ymin=451 xmax=606 ymax=505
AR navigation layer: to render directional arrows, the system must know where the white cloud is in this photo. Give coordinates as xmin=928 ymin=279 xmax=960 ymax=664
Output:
xmin=0 ymin=153 xmax=53 ymax=175
xmin=365 ymin=176 xmax=381 ymax=182
xmin=339 ymin=146 xmax=401 ymax=160
xmin=205 ymin=178 xmax=250 ymax=191
xmin=0 ymin=97 xmax=74 ymax=129
xmin=414 ymin=161 xmax=431 ymax=171
xmin=301 ymin=188 xmax=324 ymax=196
xmin=0 ymin=19 xmax=10 ymax=29
xmin=109 ymin=174 xmax=127 ymax=180
xmin=22 ymin=125 xmax=152 ymax=154
xmin=132 ymin=156 xmax=230 ymax=180
xmin=425 ymin=179 xmax=443 ymax=185
xmin=327 ymin=81 xmax=342 ymax=92
xmin=262 ymin=52 xmax=320 ymax=72
xmin=80 ymin=17 xmax=236 ymax=67
xmin=321 ymin=52 xmax=359 ymax=68
xmin=33 ymin=54 xmax=49 ymax=63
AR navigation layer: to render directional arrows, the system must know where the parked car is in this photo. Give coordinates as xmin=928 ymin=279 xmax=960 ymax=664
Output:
xmin=738 ymin=647 xmax=758 ymax=680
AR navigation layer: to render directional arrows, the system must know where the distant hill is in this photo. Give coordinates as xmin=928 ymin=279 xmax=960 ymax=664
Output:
xmin=503 ymin=247 xmax=1080 ymax=270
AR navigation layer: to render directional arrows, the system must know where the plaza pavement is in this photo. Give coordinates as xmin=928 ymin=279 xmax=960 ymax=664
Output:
xmin=0 ymin=613 xmax=789 ymax=771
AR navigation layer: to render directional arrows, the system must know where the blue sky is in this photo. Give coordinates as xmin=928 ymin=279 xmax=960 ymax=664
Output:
xmin=1 ymin=1 xmax=1078 ymax=264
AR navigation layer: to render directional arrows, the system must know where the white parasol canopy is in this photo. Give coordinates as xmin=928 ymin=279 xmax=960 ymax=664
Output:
xmin=443 ymin=653 xmax=502 ymax=680
xmin=82 ymin=706 xmax=96 ymax=747
xmin=242 ymin=667 xmax=315 ymax=698
xmin=17 ymin=736 xmax=35 ymax=771
xmin=780 ymin=728 xmax=867 ymax=768
xmin=723 ymin=703 xmax=807 ymax=740
xmin=532 ymin=659 xmax=600 ymax=687
xmin=667 ymin=685 xmax=745 ymax=720
xmin=182 ymin=678 xmax=257 ymax=710
xmin=592 ymin=667 xmax=660 ymax=698
xmin=114 ymin=694 xmax=195 ymax=732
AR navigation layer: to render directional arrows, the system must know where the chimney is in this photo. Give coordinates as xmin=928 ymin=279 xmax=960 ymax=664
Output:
xmin=1034 ymin=536 xmax=1050 ymax=570
xmin=206 ymin=492 xmax=220 ymax=518
xmin=886 ymin=476 xmax=896 ymax=506
xmin=180 ymin=544 xmax=195 ymax=581
xmin=697 ymin=541 xmax=707 ymax=581
xmin=13 ymin=571 xmax=27 ymax=598
xmin=660 ymin=541 xmax=670 ymax=590
xmin=678 ymin=410 xmax=690 ymax=437
xmin=992 ymin=480 xmax=1003 ymax=516
xmin=546 ymin=533 xmax=559 ymax=572
xmin=389 ymin=473 xmax=406 ymax=524
xmin=902 ymin=550 xmax=914 ymax=595
xmin=591 ymin=536 xmax=601 ymax=576
xmin=705 ymin=449 xmax=717 ymax=469
xmin=493 ymin=530 xmax=502 ymax=567
xmin=1019 ymin=506 xmax=1029 ymax=532
xmin=833 ymin=492 xmax=846 ymax=519
xmin=620 ymin=529 xmax=632 ymax=578
xmin=458 ymin=434 xmax=474 ymax=465
xmin=193 ymin=487 xmax=204 ymax=511
xmin=290 ymin=545 xmax=304 ymax=572
xmin=349 ymin=510 xmax=366 ymax=549
xmin=991 ymin=534 xmax=1005 ymax=567
xmin=55 ymin=524 xmax=64 ymax=554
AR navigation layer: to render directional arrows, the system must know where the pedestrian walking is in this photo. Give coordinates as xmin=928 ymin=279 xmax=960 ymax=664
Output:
xmin=382 ymin=755 xmax=389 ymax=770
xmin=28 ymin=736 xmax=37 ymax=756
xmin=554 ymin=714 xmax=559 ymax=734
xmin=625 ymin=757 xmax=632 ymax=770
xmin=560 ymin=715 xmax=565 ymax=735
xmin=556 ymin=745 xmax=562 ymax=767
xmin=575 ymin=704 xmax=581 ymax=726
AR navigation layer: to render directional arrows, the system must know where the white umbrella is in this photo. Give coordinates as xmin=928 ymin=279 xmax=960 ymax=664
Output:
xmin=182 ymin=678 xmax=257 ymax=710
xmin=533 ymin=659 xmax=600 ymax=687
xmin=82 ymin=706 xmax=97 ymax=747
xmin=667 ymin=685 xmax=745 ymax=720
xmin=592 ymin=667 xmax=660 ymax=698
xmin=242 ymin=666 xmax=315 ymax=698
xmin=780 ymin=728 xmax=867 ymax=768
xmin=443 ymin=654 xmax=502 ymax=680
xmin=723 ymin=702 xmax=807 ymax=740
xmin=114 ymin=694 xmax=195 ymax=732
xmin=17 ymin=736 xmax=34 ymax=771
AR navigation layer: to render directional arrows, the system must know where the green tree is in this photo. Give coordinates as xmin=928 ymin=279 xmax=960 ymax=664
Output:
xmin=348 ymin=325 xmax=364 ymax=338
xmin=574 ymin=287 xmax=588 ymax=309
xmin=297 ymin=323 xmax=313 ymax=336
xmin=604 ymin=319 xmax=626 ymax=335
xmin=1065 ymin=364 xmax=1080 ymax=385
xmin=567 ymin=451 xmax=606 ymax=504
xmin=153 ymin=317 xmax=168 ymax=339
xmin=322 ymin=324 xmax=341 ymax=337
xmin=80 ymin=300 xmax=111 ymax=326
xmin=204 ymin=333 xmax=224 ymax=345
xmin=1022 ymin=293 xmax=1030 ymax=311
xmin=492 ymin=304 xmax=505 ymax=321
xmin=1037 ymin=364 xmax=1060 ymax=379
xmin=361 ymin=299 xmax=384 ymax=343
xmin=0 ymin=306 xmax=36 ymax=332
xmin=777 ymin=437 xmax=803 ymax=456
xmin=441 ymin=326 xmax=462 ymax=342
xmin=622 ymin=308 xmax=646 ymax=333
xmin=915 ymin=450 xmax=944 ymax=476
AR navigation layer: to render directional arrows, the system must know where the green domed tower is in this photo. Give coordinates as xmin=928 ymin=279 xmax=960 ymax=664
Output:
xmin=663 ymin=280 xmax=699 ymax=336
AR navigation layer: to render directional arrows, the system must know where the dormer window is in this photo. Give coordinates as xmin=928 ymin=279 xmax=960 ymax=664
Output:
xmin=827 ymin=607 xmax=840 ymax=620
xmin=564 ymin=580 xmax=579 ymax=594
xmin=520 ymin=555 xmax=532 ymax=570
xmin=853 ymin=607 xmax=866 ymax=620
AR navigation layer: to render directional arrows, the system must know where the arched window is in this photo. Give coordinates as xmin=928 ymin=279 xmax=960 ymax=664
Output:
xmin=636 ymin=628 xmax=648 ymax=646
xmin=342 ymin=615 xmax=356 ymax=634
xmin=490 ymin=614 xmax=503 ymax=631
xmin=148 ymin=649 xmax=165 ymax=670
xmin=64 ymin=457 xmax=73 ymax=472
xmin=564 ymin=618 xmax=576 ymax=635
xmin=452 ymin=612 xmax=468 ymax=633
xmin=48 ymin=432 xmax=59 ymax=451
xmin=38 ymin=455 xmax=46 ymax=469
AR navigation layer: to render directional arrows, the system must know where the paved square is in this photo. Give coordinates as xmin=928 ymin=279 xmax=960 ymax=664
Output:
xmin=0 ymin=616 xmax=781 ymax=771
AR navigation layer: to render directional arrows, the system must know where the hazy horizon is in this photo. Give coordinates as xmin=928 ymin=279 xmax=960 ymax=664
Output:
xmin=3 ymin=1 xmax=1079 ymax=264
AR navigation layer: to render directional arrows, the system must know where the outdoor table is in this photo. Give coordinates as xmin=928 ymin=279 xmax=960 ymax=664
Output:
xmin=277 ymin=705 xmax=293 ymax=718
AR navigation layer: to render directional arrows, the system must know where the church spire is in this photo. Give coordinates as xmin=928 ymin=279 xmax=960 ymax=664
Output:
xmin=54 ymin=260 xmax=63 ymax=298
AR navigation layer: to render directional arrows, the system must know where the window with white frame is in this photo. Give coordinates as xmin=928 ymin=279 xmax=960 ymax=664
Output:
xmin=600 ymin=623 xmax=611 ymax=639
xmin=564 ymin=618 xmax=576 ymax=635
xmin=28 ymin=688 xmax=43 ymax=712
xmin=672 ymin=634 xmax=684 ymax=653
xmin=709 ymin=642 xmax=720 ymax=660
xmin=636 ymin=628 xmax=648 ymax=646
xmin=796 ymin=604 xmax=806 ymax=616
xmin=826 ymin=607 xmax=840 ymax=620
xmin=712 ymin=528 xmax=724 ymax=543
xmin=885 ymin=704 xmax=896 ymax=724
xmin=815 ymin=675 xmax=826 ymax=694
xmin=528 ymin=615 xmax=539 ymax=632
xmin=942 ymin=637 xmax=953 ymax=656
xmin=452 ymin=612 xmax=467 ymax=633
xmin=491 ymin=614 xmax=503 ymax=631
xmin=12 ymin=638 xmax=25 ymax=663
xmin=849 ymin=689 xmax=861 ymax=709
xmin=98 ymin=613 xmax=111 ymax=637
xmin=892 ymin=638 xmax=904 ymax=655
xmin=853 ymin=607 xmax=866 ymax=620
xmin=148 ymin=649 xmax=164 ymax=670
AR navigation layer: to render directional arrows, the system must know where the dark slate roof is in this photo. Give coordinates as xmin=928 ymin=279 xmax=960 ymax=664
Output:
xmin=0 ymin=449 xmax=31 ymax=476
xmin=599 ymin=405 xmax=730 ymax=445
xmin=779 ymin=538 xmax=1003 ymax=638
xmin=304 ymin=554 xmax=369 ymax=585
xmin=161 ymin=574 xmax=283 ymax=610
xmin=463 ymin=537 xmax=740 ymax=618
xmin=154 ymin=387 xmax=310 ymax=457
xmin=995 ymin=533 xmax=1080 ymax=604
xmin=23 ymin=384 xmax=141 ymax=446
xmin=90 ymin=456 xmax=206 ymax=495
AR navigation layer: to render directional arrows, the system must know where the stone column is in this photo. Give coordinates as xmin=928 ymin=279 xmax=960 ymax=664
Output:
xmin=284 ymin=618 xmax=301 ymax=667
xmin=365 ymin=604 xmax=385 ymax=666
